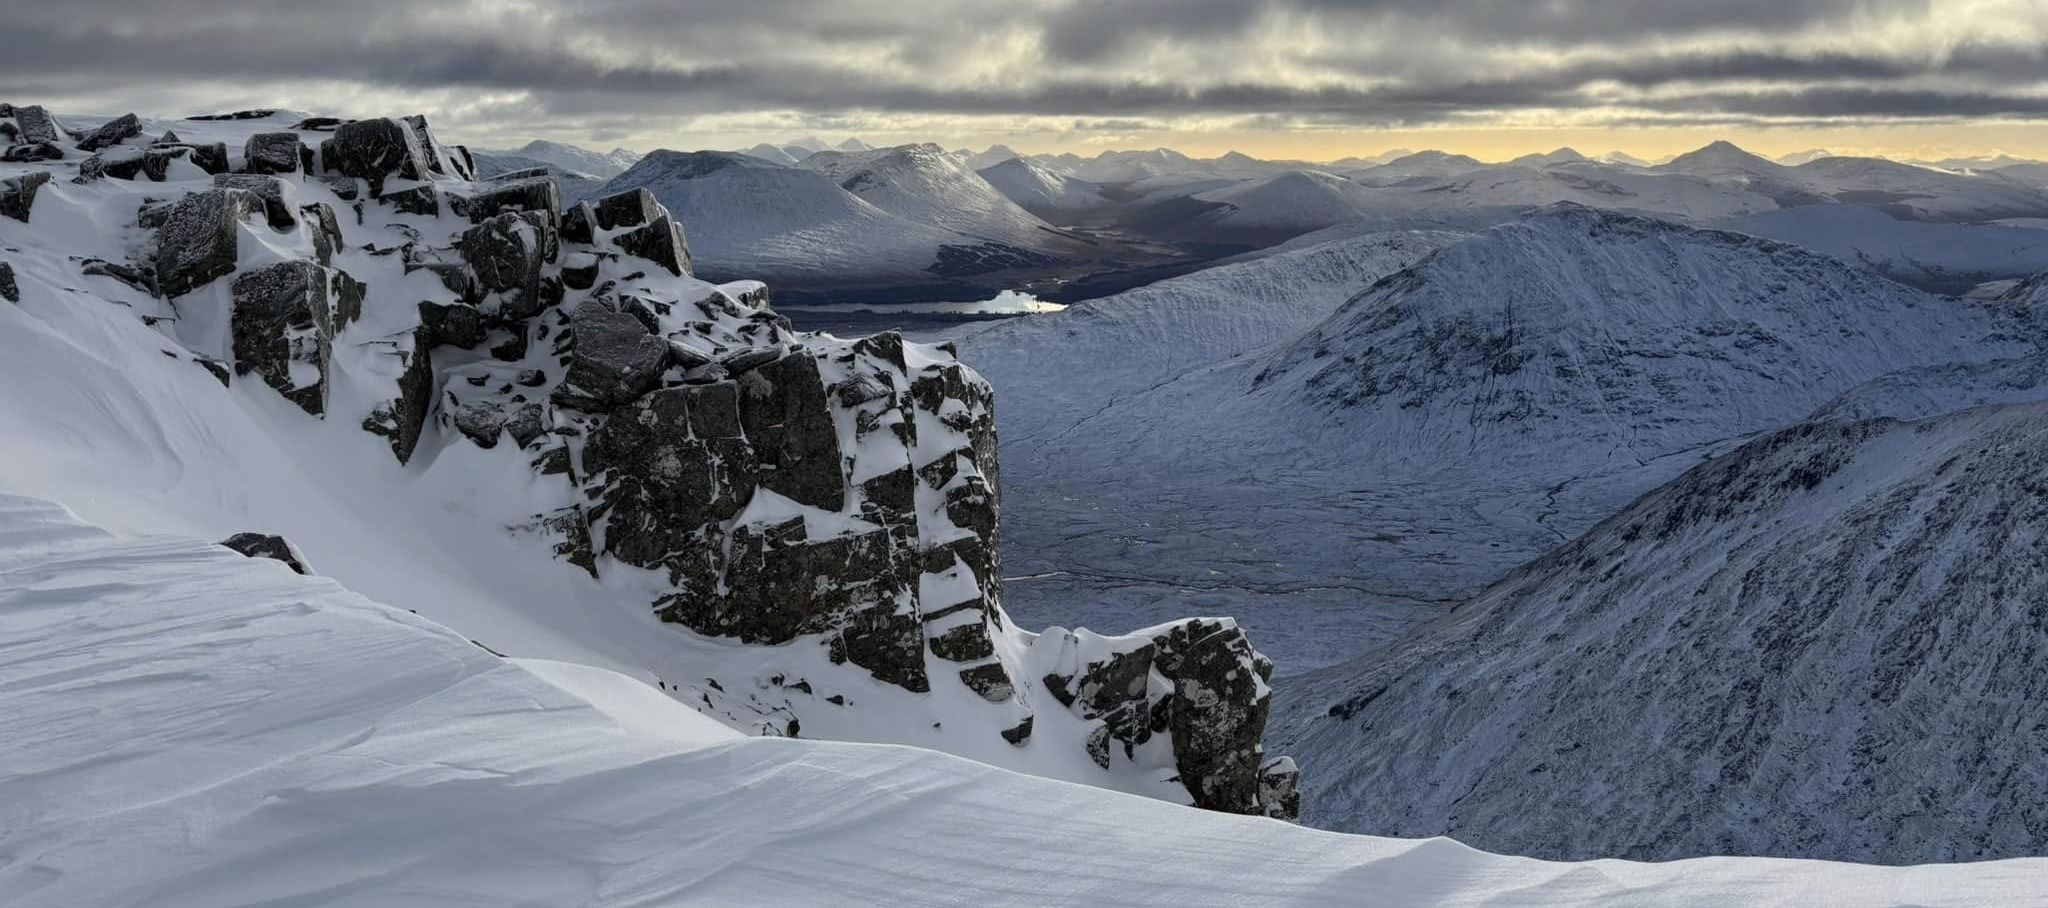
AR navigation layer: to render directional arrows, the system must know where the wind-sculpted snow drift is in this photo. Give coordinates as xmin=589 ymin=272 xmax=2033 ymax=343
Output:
xmin=0 ymin=104 xmax=1295 ymax=820
xmin=12 ymin=495 xmax=2048 ymax=906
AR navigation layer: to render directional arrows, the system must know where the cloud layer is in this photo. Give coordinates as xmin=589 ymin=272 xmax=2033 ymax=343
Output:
xmin=7 ymin=0 xmax=2045 ymax=148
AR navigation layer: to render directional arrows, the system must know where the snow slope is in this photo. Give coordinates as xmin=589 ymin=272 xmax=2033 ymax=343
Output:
xmin=1718 ymin=204 xmax=2048 ymax=293
xmin=978 ymin=155 xmax=1110 ymax=220
xmin=10 ymin=495 xmax=2048 ymax=906
xmin=955 ymin=205 xmax=2047 ymax=675
xmin=801 ymin=143 xmax=1071 ymax=251
xmin=954 ymin=229 xmax=1463 ymax=672
xmin=1371 ymin=163 xmax=1776 ymax=223
xmin=490 ymin=139 xmax=641 ymax=179
xmin=1188 ymin=170 xmax=1386 ymax=239
xmin=599 ymin=150 xmax=971 ymax=283
xmin=1272 ymin=401 xmax=2048 ymax=864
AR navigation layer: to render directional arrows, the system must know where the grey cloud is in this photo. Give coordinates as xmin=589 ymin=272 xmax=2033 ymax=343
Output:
xmin=0 ymin=0 xmax=2040 ymax=140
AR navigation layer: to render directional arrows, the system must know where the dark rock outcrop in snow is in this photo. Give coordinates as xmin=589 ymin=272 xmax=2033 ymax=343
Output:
xmin=219 ymin=532 xmax=314 ymax=575
xmin=155 ymin=188 xmax=265 ymax=297
xmin=0 ymin=171 xmax=50 ymax=222
xmin=4 ymin=102 xmax=1298 ymax=823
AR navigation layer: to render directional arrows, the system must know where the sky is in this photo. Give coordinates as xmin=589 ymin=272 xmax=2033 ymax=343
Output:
xmin=6 ymin=0 xmax=2048 ymax=162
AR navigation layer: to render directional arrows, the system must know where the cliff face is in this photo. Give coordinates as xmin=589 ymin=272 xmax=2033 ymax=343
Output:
xmin=0 ymin=104 xmax=1294 ymax=819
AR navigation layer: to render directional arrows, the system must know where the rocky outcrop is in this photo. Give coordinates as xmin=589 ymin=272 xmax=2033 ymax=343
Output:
xmin=219 ymin=532 xmax=314 ymax=575
xmin=243 ymin=132 xmax=304 ymax=175
xmin=229 ymin=261 xmax=340 ymax=415
xmin=0 ymin=171 xmax=50 ymax=223
xmin=76 ymin=113 xmax=141 ymax=152
xmin=155 ymin=188 xmax=265 ymax=297
xmin=15 ymin=102 xmax=1296 ymax=823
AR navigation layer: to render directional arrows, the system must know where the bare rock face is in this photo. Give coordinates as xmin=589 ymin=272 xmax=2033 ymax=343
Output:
xmin=0 ymin=171 xmax=51 ymax=223
xmin=229 ymin=261 xmax=337 ymax=415
xmin=242 ymin=132 xmax=304 ymax=175
xmin=321 ymin=117 xmax=428 ymax=196
xmin=552 ymin=307 xmax=671 ymax=411
xmin=155 ymin=188 xmax=265 ymax=297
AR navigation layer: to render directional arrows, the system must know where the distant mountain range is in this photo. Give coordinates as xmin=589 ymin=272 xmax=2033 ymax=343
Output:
xmin=477 ymin=134 xmax=2048 ymax=297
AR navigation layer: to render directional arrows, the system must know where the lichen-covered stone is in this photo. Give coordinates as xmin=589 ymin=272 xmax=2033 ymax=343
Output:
xmin=418 ymin=300 xmax=487 ymax=350
xmin=1154 ymin=619 xmax=1274 ymax=817
xmin=462 ymin=211 xmax=557 ymax=319
xmin=459 ymin=177 xmax=560 ymax=224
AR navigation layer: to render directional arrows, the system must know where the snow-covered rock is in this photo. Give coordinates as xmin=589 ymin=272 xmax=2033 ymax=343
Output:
xmin=1273 ymin=400 xmax=2048 ymax=863
xmin=0 ymin=104 xmax=1295 ymax=820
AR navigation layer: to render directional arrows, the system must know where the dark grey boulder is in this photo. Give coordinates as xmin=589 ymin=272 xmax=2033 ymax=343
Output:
xmin=0 ymin=171 xmax=52 ymax=223
xmin=418 ymin=300 xmax=487 ymax=349
xmin=322 ymin=117 xmax=428 ymax=195
xmin=1154 ymin=619 xmax=1276 ymax=818
xmin=0 ymin=261 xmax=16 ymax=303
xmin=2 ymin=143 xmax=62 ymax=162
xmin=461 ymin=211 xmax=557 ymax=318
xmin=212 ymin=174 xmax=295 ymax=229
xmin=302 ymin=202 xmax=343 ymax=266
xmin=551 ymin=307 xmax=670 ymax=411
xmin=81 ymin=258 xmax=156 ymax=295
xmin=457 ymin=177 xmax=559 ymax=224
xmin=612 ymin=217 xmax=691 ymax=276
xmin=291 ymin=116 xmax=344 ymax=131
xmin=360 ymin=326 xmax=435 ymax=464
xmin=1258 ymin=758 xmax=1302 ymax=822
xmin=959 ymin=662 xmax=1016 ymax=702
xmin=451 ymin=399 xmax=507 ymax=448
xmin=186 ymin=109 xmax=277 ymax=121
xmin=242 ymin=132 xmax=303 ymax=174
xmin=737 ymin=352 xmax=844 ymax=510
xmin=12 ymin=105 xmax=65 ymax=145
xmin=586 ymin=383 xmax=758 ymax=569
xmin=76 ymin=113 xmax=141 ymax=152
xmin=383 ymin=184 xmax=439 ymax=216
xmin=229 ymin=261 xmax=333 ymax=415
xmin=155 ymin=188 xmax=265 ymax=297
xmin=591 ymin=188 xmax=662 ymax=230
xmin=1001 ymin=716 xmax=1034 ymax=746
xmin=219 ymin=532 xmax=314 ymax=575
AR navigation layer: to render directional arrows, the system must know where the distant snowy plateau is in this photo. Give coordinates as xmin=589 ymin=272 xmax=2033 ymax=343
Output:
xmin=6 ymin=103 xmax=2048 ymax=905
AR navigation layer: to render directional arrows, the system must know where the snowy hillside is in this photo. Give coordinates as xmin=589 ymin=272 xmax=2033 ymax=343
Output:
xmin=978 ymin=155 xmax=1110 ymax=221
xmin=487 ymin=139 xmax=641 ymax=179
xmin=0 ymin=105 xmax=1295 ymax=820
xmin=1345 ymin=150 xmax=1486 ymax=185
xmin=1718 ymin=204 xmax=2048 ymax=293
xmin=14 ymin=497 xmax=2048 ymax=905
xmin=1272 ymin=401 xmax=2048 ymax=863
xmin=800 ymin=143 xmax=1072 ymax=252
xmin=1371 ymin=162 xmax=1775 ymax=223
xmin=956 ymin=205 xmax=2046 ymax=674
xmin=468 ymin=150 xmax=606 ymax=202
xmin=598 ymin=149 xmax=967 ymax=283
xmin=1186 ymin=170 xmax=1386 ymax=241
xmin=954 ymin=229 xmax=1463 ymax=670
